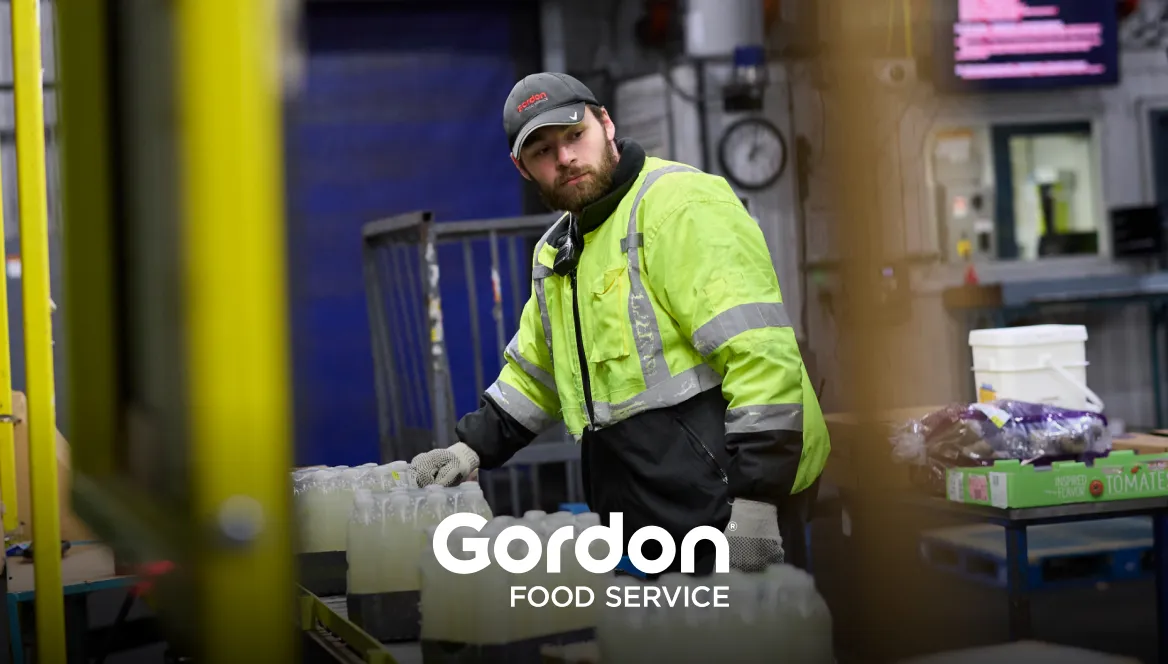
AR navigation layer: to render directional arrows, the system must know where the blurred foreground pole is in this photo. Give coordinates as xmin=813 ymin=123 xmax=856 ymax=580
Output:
xmin=817 ymin=10 xmax=928 ymax=663
xmin=176 ymin=0 xmax=297 ymax=660
xmin=12 ymin=0 xmax=67 ymax=661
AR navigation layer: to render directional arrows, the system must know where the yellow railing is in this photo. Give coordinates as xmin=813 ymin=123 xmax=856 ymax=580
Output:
xmin=11 ymin=0 xmax=66 ymax=661
xmin=0 ymin=68 xmax=16 ymax=537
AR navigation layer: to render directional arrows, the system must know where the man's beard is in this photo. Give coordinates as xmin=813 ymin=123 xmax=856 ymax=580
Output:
xmin=537 ymin=142 xmax=618 ymax=213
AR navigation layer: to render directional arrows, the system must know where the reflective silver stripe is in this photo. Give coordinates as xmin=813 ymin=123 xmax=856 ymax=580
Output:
xmin=505 ymin=333 xmax=556 ymax=391
xmin=530 ymin=214 xmax=566 ymax=365
xmin=533 ymin=280 xmax=554 ymax=365
xmin=592 ymin=363 xmax=722 ymax=428
xmin=691 ymin=302 xmax=792 ymax=356
xmin=620 ymin=233 xmax=643 ymax=252
xmin=726 ymin=404 xmax=803 ymax=434
xmin=533 ymin=212 xmax=569 ymax=269
xmin=625 ymin=164 xmax=699 ymax=388
xmin=486 ymin=380 xmax=556 ymax=434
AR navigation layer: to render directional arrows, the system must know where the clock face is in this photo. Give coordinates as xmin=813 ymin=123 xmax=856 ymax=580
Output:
xmin=719 ymin=118 xmax=787 ymax=191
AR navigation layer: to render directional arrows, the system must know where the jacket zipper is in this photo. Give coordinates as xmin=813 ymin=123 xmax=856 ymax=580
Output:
xmin=570 ymin=269 xmax=596 ymax=430
xmin=678 ymin=419 xmax=729 ymax=485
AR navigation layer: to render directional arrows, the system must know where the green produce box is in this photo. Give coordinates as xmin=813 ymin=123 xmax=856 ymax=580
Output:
xmin=945 ymin=450 xmax=1168 ymax=509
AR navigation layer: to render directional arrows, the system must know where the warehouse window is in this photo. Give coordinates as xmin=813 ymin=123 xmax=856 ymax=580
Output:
xmin=991 ymin=121 xmax=1102 ymax=260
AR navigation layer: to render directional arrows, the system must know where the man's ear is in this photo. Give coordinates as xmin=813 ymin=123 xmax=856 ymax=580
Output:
xmin=511 ymin=154 xmax=533 ymax=181
xmin=600 ymin=107 xmax=616 ymax=142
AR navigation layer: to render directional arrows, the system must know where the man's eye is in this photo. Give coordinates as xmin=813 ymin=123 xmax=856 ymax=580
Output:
xmin=573 ymin=131 xmax=584 ymax=139
xmin=537 ymin=146 xmax=550 ymax=156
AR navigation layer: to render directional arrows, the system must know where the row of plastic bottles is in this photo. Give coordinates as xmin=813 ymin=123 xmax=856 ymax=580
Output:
xmin=348 ymin=482 xmax=493 ymax=595
xmin=596 ymin=566 xmax=835 ymax=663
xmin=418 ymin=510 xmax=611 ymax=646
xmin=292 ymin=461 xmax=415 ymax=553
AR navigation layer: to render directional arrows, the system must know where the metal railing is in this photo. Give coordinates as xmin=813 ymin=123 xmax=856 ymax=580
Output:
xmin=362 ymin=210 xmax=585 ymax=515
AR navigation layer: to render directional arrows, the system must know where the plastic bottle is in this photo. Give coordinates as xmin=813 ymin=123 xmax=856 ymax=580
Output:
xmin=597 ymin=575 xmax=645 ymax=663
xmin=291 ymin=469 xmax=321 ymax=553
xmin=450 ymin=481 xmax=480 ymax=511
xmin=442 ymin=486 xmax=461 ymax=514
xmin=301 ymin=469 xmax=337 ymax=553
xmin=573 ymin=512 xmax=608 ymax=597
xmin=459 ymin=487 xmax=493 ymax=520
xmin=381 ymin=492 xmax=416 ymax=593
xmin=641 ymin=580 xmax=673 ymax=659
xmin=416 ymin=485 xmax=454 ymax=532
xmin=759 ymin=564 xmax=834 ymax=663
xmin=418 ymin=526 xmax=447 ymax=642
xmin=406 ymin=489 xmax=425 ymax=525
xmin=368 ymin=464 xmax=394 ymax=491
xmin=327 ymin=468 xmax=367 ymax=551
xmin=388 ymin=460 xmax=413 ymax=488
xmin=346 ymin=490 xmax=377 ymax=593
xmin=472 ymin=518 xmax=514 ymax=647
xmin=726 ymin=570 xmax=757 ymax=654
xmin=540 ymin=512 xmax=578 ymax=634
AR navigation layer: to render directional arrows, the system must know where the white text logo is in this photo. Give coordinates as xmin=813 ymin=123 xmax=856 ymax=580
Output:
xmin=432 ymin=512 xmax=729 ymax=575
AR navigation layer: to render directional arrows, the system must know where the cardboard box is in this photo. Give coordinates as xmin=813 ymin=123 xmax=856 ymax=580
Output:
xmin=10 ymin=391 xmax=95 ymax=542
xmin=946 ymin=449 xmax=1168 ymax=509
xmin=1112 ymin=432 xmax=1168 ymax=455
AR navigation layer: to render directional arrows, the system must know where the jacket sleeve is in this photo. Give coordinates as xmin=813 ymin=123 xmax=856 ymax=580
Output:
xmin=456 ymin=291 xmax=562 ymax=469
xmin=644 ymin=195 xmax=805 ymax=505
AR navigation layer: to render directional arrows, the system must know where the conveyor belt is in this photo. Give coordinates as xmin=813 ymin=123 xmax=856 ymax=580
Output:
xmin=318 ymin=595 xmax=423 ymax=664
xmin=303 ymin=626 xmax=366 ymax=664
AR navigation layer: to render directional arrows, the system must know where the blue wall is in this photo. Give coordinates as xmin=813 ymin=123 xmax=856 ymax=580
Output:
xmin=288 ymin=3 xmax=534 ymax=466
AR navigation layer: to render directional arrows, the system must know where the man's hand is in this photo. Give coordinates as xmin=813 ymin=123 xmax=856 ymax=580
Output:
xmin=410 ymin=442 xmax=480 ymax=488
xmin=724 ymin=499 xmax=784 ymax=572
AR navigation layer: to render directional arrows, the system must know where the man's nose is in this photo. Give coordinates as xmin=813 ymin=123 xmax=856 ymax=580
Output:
xmin=556 ymin=144 xmax=576 ymax=167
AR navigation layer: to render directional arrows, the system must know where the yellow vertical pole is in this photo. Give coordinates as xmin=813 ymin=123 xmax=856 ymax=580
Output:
xmin=0 ymin=135 xmax=18 ymax=536
xmin=11 ymin=0 xmax=66 ymax=661
xmin=176 ymin=0 xmax=295 ymax=661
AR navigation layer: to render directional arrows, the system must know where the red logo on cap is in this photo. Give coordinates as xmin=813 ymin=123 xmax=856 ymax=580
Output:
xmin=517 ymin=92 xmax=548 ymax=113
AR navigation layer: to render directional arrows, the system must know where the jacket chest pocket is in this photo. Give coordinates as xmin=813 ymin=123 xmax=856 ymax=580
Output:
xmin=585 ymin=266 xmax=631 ymax=363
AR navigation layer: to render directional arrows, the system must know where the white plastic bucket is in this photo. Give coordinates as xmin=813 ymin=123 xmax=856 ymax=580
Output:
xmin=969 ymin=324 xmax=1103 ymax=413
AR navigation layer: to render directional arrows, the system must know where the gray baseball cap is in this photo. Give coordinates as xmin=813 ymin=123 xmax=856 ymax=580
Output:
xmin=504 ymin=72 xmax=599 ymax=160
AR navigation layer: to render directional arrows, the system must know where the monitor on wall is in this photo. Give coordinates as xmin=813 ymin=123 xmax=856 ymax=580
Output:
xmin=932 ymin=0 xmax=1121 ymax=93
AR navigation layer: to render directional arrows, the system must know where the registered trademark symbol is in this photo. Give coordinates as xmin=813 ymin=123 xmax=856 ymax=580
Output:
xmin=727 ymin=521 xmax=737 ymax=532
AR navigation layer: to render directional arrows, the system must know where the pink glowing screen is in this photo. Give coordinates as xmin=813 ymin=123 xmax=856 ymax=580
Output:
xmin=937 ymin=0 xmax=1118 ymax=89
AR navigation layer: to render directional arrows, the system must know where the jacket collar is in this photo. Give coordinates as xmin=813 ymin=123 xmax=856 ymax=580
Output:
xmin=575 ymin=138 xmax=646 ymax=235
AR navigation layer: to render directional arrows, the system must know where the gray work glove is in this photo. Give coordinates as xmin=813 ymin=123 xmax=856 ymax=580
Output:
xmin=725 ymin=498 xmax=784 ymax=572
xmin=410 ymin=442 xmax=480 ymax=488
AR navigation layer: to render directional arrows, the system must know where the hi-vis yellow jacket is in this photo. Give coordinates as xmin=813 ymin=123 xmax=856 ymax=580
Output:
xmin=459 ymin=143 xmax=829 ymax=529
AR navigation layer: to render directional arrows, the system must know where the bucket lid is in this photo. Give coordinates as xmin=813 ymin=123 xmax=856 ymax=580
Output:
xmin=969 ymin=324 xmax=1087 ymax=347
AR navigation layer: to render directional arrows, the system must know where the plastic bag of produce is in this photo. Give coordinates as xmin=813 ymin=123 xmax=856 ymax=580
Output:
xmin=890 ymin=400 xmax=1111 ymax=494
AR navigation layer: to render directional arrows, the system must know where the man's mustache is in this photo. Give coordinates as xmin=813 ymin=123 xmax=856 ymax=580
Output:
xmin=556 ymin=168 xmax=593 ymax=186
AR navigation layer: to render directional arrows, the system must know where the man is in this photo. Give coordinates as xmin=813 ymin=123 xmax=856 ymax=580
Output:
xmin=411 ymin=72 xmax=829 ymax=575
